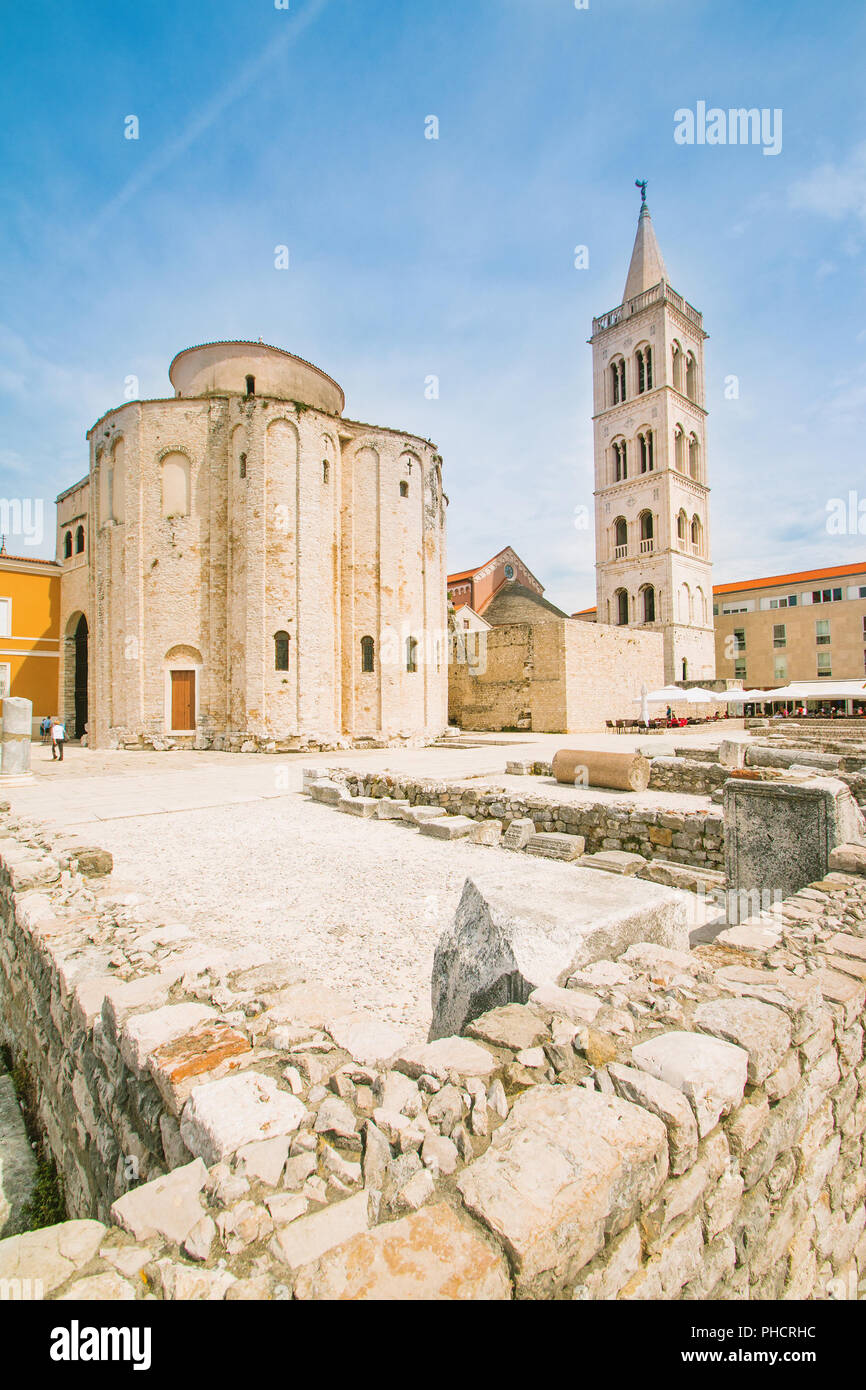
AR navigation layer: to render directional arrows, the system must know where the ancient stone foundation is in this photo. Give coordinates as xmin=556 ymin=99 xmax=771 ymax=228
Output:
xmin=1 ymin=803 xmax=865 ymax=1299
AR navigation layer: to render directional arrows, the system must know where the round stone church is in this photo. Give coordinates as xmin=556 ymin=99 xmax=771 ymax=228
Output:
xmin=56 ymin=341 xmax=448 ymax=749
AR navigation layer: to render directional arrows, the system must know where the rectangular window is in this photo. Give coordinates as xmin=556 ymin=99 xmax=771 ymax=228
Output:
xmin=712 ymin=604 xmax=719 ymax=616
xmin=833 ymin=587 xmax=842 ymax=601
xmin=860 ymin=586 xmax=866 ymax=598
xmin=773 ymin=624 xmax=786 ymax=648
xmin=0 ymin=663 xmax=9 ymax=697
xmin=734 ymin=658 xmax=746 ymax=680
xmin=773 ymin=655 xmax=788 ymax=682
xmin=788 ymin=594 xmax=797 ymax=606
xmin=817 ymin=652 xmax=832 ymax=677
xmin=733 ymin=628 xmax=746 ymax=653
xmin=812 ymin=591 xmax=821 ymax=604
xmin=0 ymin=598 xmax=10 ymax=638
xmin=816 ymin=619 xmax=830 ymax=645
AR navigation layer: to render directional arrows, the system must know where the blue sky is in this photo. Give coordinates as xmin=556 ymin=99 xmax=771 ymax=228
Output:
xmin=1 ymin=0 xmax=864 ymax=612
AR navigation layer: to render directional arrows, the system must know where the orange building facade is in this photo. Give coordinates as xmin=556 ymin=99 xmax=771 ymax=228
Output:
xmin=0 ymin=552 xmax=62 ymax=729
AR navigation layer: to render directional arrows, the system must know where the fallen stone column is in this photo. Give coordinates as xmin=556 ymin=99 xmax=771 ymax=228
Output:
xmin=552 ymin=748 xmax=650 ymax=792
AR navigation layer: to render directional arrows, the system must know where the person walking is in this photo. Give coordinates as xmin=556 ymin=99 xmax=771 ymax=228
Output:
xmin=49 ymin=717 xmax=66 ymax=761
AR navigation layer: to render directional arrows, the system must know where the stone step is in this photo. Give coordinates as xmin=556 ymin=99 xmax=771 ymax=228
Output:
xmin=637 ymin=859 xmax=726 ymax=895
xmin=524 ymin=833 xmax=585 ymax=862
xmin=419 ymin=816 xmax=477 ymax=841
xmin=576 ymin=850 xmax=647 ymax=876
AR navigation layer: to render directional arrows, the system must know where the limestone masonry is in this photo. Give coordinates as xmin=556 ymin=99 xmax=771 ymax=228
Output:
xmin=2 ymin=776 xmax=865 ymax=1300
xmin=57 ymin=341 xmax=448 ymax=750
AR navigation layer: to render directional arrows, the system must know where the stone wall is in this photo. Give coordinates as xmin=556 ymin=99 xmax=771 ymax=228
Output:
xmin=449 ymin=619 xmax=664 ymax=733
xmin=2 ymin=806 xmax=865 ymax=1300
xmin=333 ymin=769 xmax=725 ymax=869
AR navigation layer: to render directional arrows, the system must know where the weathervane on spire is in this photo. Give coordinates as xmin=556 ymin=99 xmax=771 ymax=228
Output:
xmin=635 ymin=178 xmax=647 ymax=205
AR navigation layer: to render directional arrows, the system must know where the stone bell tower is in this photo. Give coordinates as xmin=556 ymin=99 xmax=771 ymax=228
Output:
xmin=590 ymin=184 xmax=715 ymax=684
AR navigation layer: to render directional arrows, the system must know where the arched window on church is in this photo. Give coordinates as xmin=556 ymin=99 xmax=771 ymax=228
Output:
xmin=400 ymin=480 xmax=409 ymax=498
xmin=642 ymin=585 xmax=656 ymax=623
xmin=613 ymin=439 xmax=627 ymax=482
xmin=245 ymin=375 xmax=256 ymax=396
xmin=75 ymin=525 xmax=85 ymax=554
xmin=274 ymin=631 xmax=290 ymax=671
xmin=361 ymin=636 xmax=375 ymax=673
xmin=615 ymin=589 xmax=629 ymax=626
xmin=406 ymin=636 xmax=418 ymax=672
xmin=674 ymin=426 xmax=685 ymax=473
xmin=672 ymin=341 xmax=683 ymax=392
xmin=688 ymin=434 xmax=700 ymax=480
xmin=639 ymin=430 xmax=654 ymax=473
xmin=691 ymin=515 xmax=702 ymax=554
xmin=677 ymin=509 xmax=687 ymax=545
xmin=63 ymin=530 xmax=72 ymax=559
xmin=161 ymin=452 xmax=191 ymax=517
xmin=685 ymin=353 xmax=697 ymax=402
xmin=695 ymin=586 xmax=707 ymax=625
xmin=613 ymin=517 xmax=627 ymax=558
xmin=639 ymin=511 xmax=654 ymax=553
xmin=610 ymin=357 xmax=626 ymax=405
xmin=323 ymin=460 xmax=330 ymax=484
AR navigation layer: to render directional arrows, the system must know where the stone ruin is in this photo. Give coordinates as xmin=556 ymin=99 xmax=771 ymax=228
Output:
xmin=1 ymin=734 xmax=866 ymax=1298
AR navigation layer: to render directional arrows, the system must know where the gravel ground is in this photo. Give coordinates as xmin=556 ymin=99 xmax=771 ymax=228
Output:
xmin=89 ymin=794 xmax=515 ymax=1039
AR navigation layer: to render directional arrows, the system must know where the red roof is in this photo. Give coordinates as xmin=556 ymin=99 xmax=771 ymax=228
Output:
xmin=713 ymin=560 xmax=866 ymax=596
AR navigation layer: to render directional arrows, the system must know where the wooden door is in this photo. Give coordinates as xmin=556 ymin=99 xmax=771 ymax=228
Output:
xmin=170 ymin=670 xmax=195 ymax=730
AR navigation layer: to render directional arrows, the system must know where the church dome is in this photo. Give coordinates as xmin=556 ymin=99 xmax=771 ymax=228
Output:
xmin=168 ymin=341 xmax=345 ymax=414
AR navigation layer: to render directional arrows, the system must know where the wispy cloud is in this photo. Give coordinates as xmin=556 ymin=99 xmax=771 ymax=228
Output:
xmin=789 ymin=143 xmax=866 ymax=224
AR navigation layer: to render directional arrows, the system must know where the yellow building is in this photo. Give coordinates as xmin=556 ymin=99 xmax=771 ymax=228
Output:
xmin=0 ymin=548 xmax=62 ymax=730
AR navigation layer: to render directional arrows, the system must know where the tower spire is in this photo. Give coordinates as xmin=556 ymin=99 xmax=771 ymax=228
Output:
xmin=623 ymin=181 xmax=669 ymax=302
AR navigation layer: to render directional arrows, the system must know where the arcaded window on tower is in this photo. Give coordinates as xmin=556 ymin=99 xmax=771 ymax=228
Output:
xmin=274 ymin=631 xmax=290 ymax=671
xmin=677 ymin=510 xmax=687 ymax=544
xmin=642 ymin=586 xmax=655 ymax=623
xmin=636 ymin=347 xmax=652 ymax=394
xmin=639 ymin=511 xmax=654 ymax=553
xmin=613 ymin=440 xmax=627 ymax=482
xmin=63 ymin=530 xmax=73 ymax=559
xmin=75 ymin=525 xmax=85 ymax=554
xmin=361 ymin=635 xmax=375 ymax=672
xmin=685 ymin=354 xmax=697 ymax=402
xmin=406 ymin=636 xmax=418 ymax=672
xmin=674 ymin=427 xmax=685 ymax=472
xmin=691 ymin=515 xmax=702 ymax=553
xmin=610 ymin=357 xmax=626 ymax=405
xmin=639 ymin=430 xmax=653 ymax=472
xmin=688 ymin=434 xmax=700 ymax=480
xmin=614 ymin=517 xmax=627 ymax=557
xmin=615 ymin=589 xmax=629 ymax=626
xmin=672 ymin=341 xmax=683 ymax=392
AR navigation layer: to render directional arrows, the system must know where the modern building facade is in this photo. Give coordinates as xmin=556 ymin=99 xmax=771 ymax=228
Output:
xmin=714 ymin=561 xmax=866 ymax=688
xmin=590 ymin=192 xmax=715 ymax=683
xmin=57 ymin=341 xmax=448 ymax=748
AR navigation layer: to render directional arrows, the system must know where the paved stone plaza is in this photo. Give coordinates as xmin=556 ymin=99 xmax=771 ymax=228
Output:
xmin=4 ymin=729 xmax=734 ymax=1037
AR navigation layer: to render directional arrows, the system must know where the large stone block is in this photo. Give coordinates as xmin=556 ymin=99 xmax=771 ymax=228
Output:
xmin=110 ymin=1158 xmax=208 ymax=1244
xmin=293 ymin=1202 xmax=511 ymax=1300
xmin=724 ymin=776 xmax=866 ymax=902
xmin=456 ymin=1086 xmax=668 ymax=1296
xmin=430 ymin=865 xmax=688 ymax=1039
xmin=180 ymin=1072 xmax=306 ymax=1164
xmin=631 ymin=1031 xmax=748 ymax=1137
xmin=693 ymin=997 xmax=792 ymax=1085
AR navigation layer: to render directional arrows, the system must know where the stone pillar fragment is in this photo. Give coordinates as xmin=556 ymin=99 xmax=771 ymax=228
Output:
xmin=0 ymin=697 xmax=34 ymax=782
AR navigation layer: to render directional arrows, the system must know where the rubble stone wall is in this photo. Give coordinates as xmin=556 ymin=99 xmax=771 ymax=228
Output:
xmin=1 ymin=803 xmax=865 ymax=1301
xmin=334 ymin=769 xmax=725 ymax=869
